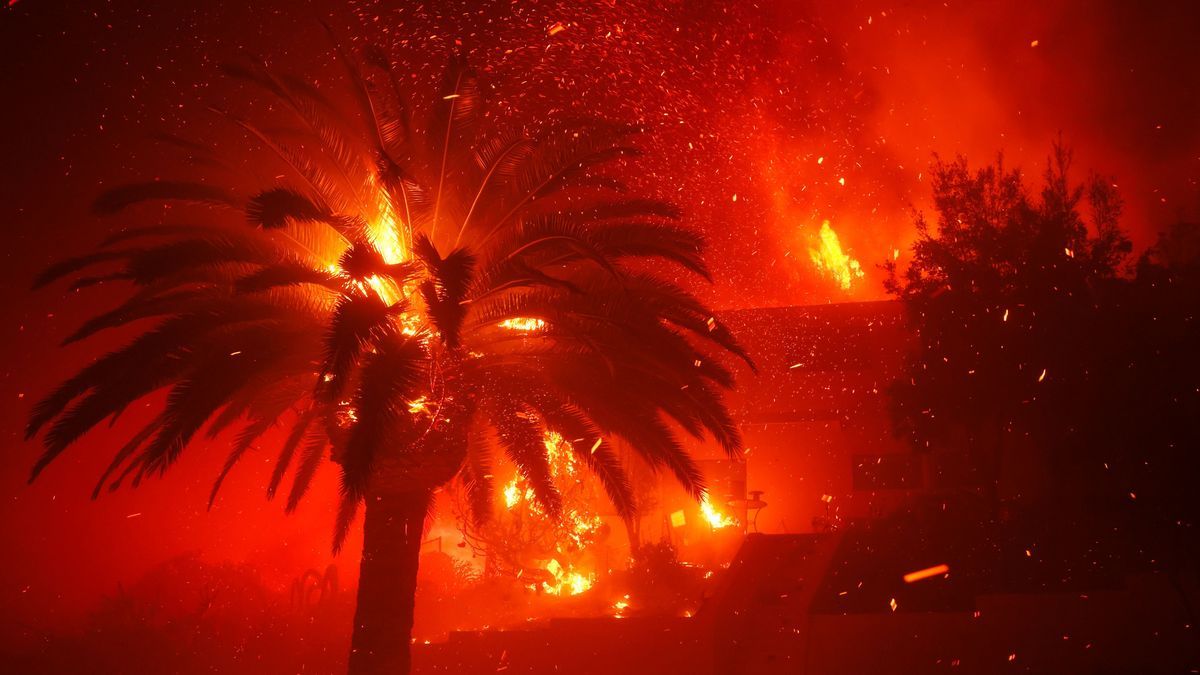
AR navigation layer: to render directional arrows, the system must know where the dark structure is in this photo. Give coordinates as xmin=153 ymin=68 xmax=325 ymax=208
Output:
xmin=413 ymin=300 xmax=1197 ymax=672
xmin=415 ymin=532 xmax=1195 ymax=673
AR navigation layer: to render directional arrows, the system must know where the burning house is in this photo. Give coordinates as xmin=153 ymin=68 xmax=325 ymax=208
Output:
xmin=7 ymin=2 xmax=1199 ymax=673
xmin=412 ymin=299 xmax=1196 ymax=673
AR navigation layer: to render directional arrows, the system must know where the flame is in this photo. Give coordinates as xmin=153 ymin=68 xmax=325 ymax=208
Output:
xmin=368 ymin=179 xmax=407 ymax=265
xmin=699 ymin=494 xmax=737 ymax=530
xmin=613 ymin=595 xmax=631 ymax=617
xmin=502 ymin=431 xmax=579 ymax=512
xmin=560 ymin=571 xmax=594 ymax=595
xmin=541 ymin=558 xmax=595 ymax=596
xmin=365 ymin=275 xmax=393 ymax=303
xmin=501 ymin=477 xmax=536 ymax=511
xmin=342 ymin=179 xmax=409 ymax=306
xmin=499 ymin=317 xmax=547 ymax=331
xmin=334 ymin=403 xmax=358 ymax=429
xmin=503 ymin=481 xmax=521 ymax=509
xmin=497 ymin=430 xmax=605 ymax=593
xmin=500 ymin=431 xmax=604 ymax=545
xmin=543 ymin=431 xmax=575 ymax=476
xmin=489 ymin=429 xmax=608 ymax=600
xmin=808 ymin=220 xmax=863 ymax=290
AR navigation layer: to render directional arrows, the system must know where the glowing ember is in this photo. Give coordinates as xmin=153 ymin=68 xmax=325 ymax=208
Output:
xmin=498 ymin=317 xmax=547 ymax=331
xmin=613 ymin=595 xmax=631 ymax=617
xmin=699 ymin=494 xmax=737 ymax=530
xmin=808 ymin=220 xmax=863 ymax=291
xmin=903 ymin=564 xmax=950 ymax=583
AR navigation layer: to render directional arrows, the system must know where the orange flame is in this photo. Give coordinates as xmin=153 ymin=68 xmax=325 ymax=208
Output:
xmin=699 ymin=494 xmax=737 ymax=530
xmin=541 ymin=558 xmax=595 ymax=596
xmin=808 ymin=220 xmax=863 ymax=290
xmin=368 ymin=178 xmax=407 ymax=265
xmin=499 ymin=317 xmax=547 ymax=331
xmin=500 ymin=431 xmax=604 ymax=547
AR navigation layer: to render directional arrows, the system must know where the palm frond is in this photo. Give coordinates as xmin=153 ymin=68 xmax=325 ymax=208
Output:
xmin=428 ymin=53 xmax=482 ymax=239
xmin=224 ymin=60 xmax=375 ymax=203
xmin=62 ymin=287 xmax=215 ymax=345
xmin=487 ymin=402 xmax=562 ymax=518
xmin=458 ymin=414 xmax=494 ymax=526
xmin=247 ymin=187 xmax=332 ymax=229
xmin=320 ymin=293 xmax=404 ymax=400
xmin=32 ymin=249 xmax=135 ymax=290
xmin=415 ymin=235 xmax=475 ymax=346
xmin=320 ymin=21 xmax=390 ymax=154
xmin=337 ymin=242 xmax=420 ymax=284
xmin=339 ymin=334 xmax=427 ymax=500
xmin=131 ymin=331 xmax=303 ymax=482
xmin=331 ymin=489 xmax=360 ymax=554
xmin=235 ymin=262 xmax=341 ymax=294
xmin=362 ymin=43 xmax=412 ymax=155
xmin=214 ymin=108 xmax=355 ymax=215
xmin=92 ymin=419 xmax=162 ymax=499
xmin=266 ymin=408 xmax=319 ymax=500
xmin=526 ymin=394 xmax=635 ymax=520
xmin=286 ymin=430 xmax=329 ymax=513
xmin=588 ymin=222 xmax=711 ymax=279
xmin=92 ymin=181 xmax=239 ymax=215
xmin=455 ymin=133 xmax=535 ymax=243
xmin=209 ymin=414 xmax=278 ymax=508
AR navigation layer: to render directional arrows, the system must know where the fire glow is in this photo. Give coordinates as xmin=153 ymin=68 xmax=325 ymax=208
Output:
xmin=499 ymin=317 xmax=547 ymax=331
xmin=808 ymin=220 xmax=863 ymax=291
xmin=699 ymin=494 xmax=737 ymax=530
xmin=498 ymin=431 xmax=606 ymax=594
xmin=903 ymin=564 xmax=950 ymax=583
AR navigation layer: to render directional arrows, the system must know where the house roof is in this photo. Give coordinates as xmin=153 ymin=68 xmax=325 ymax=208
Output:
xmin=717 ymin=300 xmax=910 ymax=425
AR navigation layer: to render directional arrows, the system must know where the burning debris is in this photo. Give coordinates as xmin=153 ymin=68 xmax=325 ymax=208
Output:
xmin=902 ymin=564 xmax=950 ymax=584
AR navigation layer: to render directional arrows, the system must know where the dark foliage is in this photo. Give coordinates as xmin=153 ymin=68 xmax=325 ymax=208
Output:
xmin=887 ymin=145 xmax=1199 ymax=554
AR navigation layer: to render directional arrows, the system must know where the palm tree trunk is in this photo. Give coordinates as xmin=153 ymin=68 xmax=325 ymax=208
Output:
xmin=348 ymin=488 xmax=430 ymax=675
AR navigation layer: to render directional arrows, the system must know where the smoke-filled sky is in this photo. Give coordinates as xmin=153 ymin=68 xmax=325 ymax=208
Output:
xmin=2 ymin=0 xmax=1198 ymax=634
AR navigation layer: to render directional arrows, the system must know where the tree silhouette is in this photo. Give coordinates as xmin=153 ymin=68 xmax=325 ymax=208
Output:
xmin=885 ymin=144 xmax=1131 ymax=505
xmin=888 ymin=148 xmax=1200 ymax=619
xmin=1099 ymin=221 xmax=1200 ymax=571
xmin=26 ymin=42 xmax=750 ymax=674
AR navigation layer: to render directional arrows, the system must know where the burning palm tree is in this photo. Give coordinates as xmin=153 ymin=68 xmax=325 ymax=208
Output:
xmin=26 ymin=39 xmax=750 ymax=675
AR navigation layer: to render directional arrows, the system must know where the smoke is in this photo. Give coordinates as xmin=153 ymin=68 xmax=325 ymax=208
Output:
xmin=707 ymin=0 xmax=1200 ymax=306
xmin=346 ymin=0 xmax=1199 ymax=306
